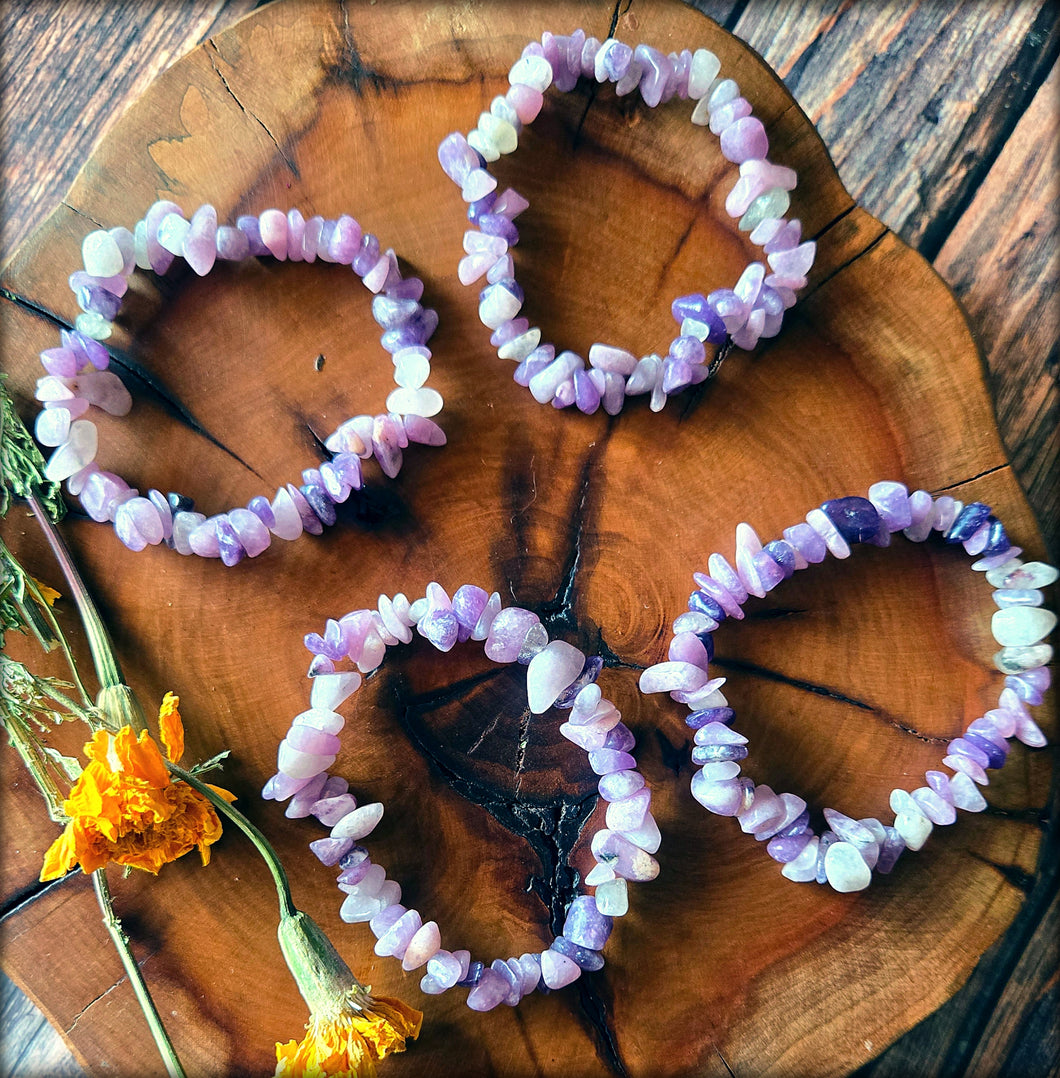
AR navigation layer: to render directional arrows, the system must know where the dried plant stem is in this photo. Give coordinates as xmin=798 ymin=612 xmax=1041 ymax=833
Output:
xmin=92 ymin=869 xmax=187 ymax=1078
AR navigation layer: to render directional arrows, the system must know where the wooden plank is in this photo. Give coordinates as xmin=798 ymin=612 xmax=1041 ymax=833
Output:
xmin=0 ymin=2 xmax=1056 ymax=1078
xmin=934 ymin=62 xmax=1060 ymax=551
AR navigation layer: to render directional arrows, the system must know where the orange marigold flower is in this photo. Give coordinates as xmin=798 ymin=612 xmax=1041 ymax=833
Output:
xmin=39 ymin=694 xmax=234 ymax=881
xmin=275 ymin=911 xmax=422 ymax=1078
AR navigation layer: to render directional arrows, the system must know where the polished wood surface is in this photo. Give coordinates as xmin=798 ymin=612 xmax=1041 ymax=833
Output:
xmin=1 ymin=2 xmax=1055 ymax=1076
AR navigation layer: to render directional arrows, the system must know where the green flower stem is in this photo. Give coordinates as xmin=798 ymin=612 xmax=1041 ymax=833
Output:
xmin=25 ymin=492 xmax=146 ymax=734
xmin=168 ymin=763 xmax=296 ymax=920
xmin=91 ymin=869 xmax=187 ymax=1078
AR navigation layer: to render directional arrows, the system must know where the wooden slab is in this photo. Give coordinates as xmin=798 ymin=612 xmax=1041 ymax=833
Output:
xmin=0 ymin=2 xmax=1053 ymax=1076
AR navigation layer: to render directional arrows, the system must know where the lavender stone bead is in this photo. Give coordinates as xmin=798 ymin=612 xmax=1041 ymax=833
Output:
xmin=438 ymin=132 xmax=481 ymax=184
xmin=76 ymin=285 xmax=121 ymax=321
xmin=867 ymin=481 xmax=912 ymax=531
xmin=597 ymin=769 xmax=646 ymax=802
xmin=490 ymin=959 xmax=522 ymax=1006
xmin=215 ymin=517 xmax=246 ymax=567
xmin=484 ymin=606 xmax=540 ymax=662
xmin=478 ymin=213 xmax=519 ymax=245
xmin=588 ymin=748 xmax=636 ymax=775
xmin=309 ymin=836 xmax=353 ymax=866
xmin=452 ymin=584 xmax=489 ymax=632
xmin=691 ymin=742 xmax=748 ymax=764
xmin=466 ymin=968 xmax=508 ymax=1010
xmin=552 ymin=935 xmax=605 ymax=972
xmin=419 ymin=609 xmax=460 ymax=652
xmin=689 ymin=590 xmax=726 ymax=622
xmin=821 ymin=496 xmax=881 ymax=544
xmin=670 ymin=292 xmax=728 ymax=343
xmin=720 ymin=116 xmax=769 ymax=163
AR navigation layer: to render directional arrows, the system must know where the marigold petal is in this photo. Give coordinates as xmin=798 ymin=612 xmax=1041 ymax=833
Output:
xmin=276 ymin=1015 xmax=376 ymax=1077
xmin=30 ymin=578 xmax=61 ymax=606
xmin=353 ymin=997 xmax=423 ymax=1060
xmin=40 ymin=826 xmax=77 ymax=882
xmin=114 ymin=726 xmax=170 ymax=787
xmin=82 ymin=728 xmax=113 ymax=766
xmin=158 ymin=692 xmax=184 ymax=763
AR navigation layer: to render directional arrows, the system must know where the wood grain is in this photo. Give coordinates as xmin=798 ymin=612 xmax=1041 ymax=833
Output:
xmin=0 ymin=1 xmax=1055 ymax=1076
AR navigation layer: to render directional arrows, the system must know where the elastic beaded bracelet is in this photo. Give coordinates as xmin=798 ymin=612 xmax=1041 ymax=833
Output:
xmin=438 ymin=29 xmax=816 ymax=415
xmin=639 ymin=481 xmax=1054 ymax=893
xmin=33 ymin=202 xmax=445 ymax=565
xmin=263 ymin=582 xmax=659 ymax=1010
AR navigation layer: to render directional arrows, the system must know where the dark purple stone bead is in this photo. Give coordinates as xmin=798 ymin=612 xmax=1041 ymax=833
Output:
xmin=386 ymin=276 xmax=424 ymax=302
xmin=670 ymin=292 xmax=729 ymax=343
xmin=562 ymin=895 xmax=612 ymax=950
xmin=302 ymin=483 xmax=337 ymax=527
xmin=63 ymin=328 xmax=110 ymax=370
xmin=236 ymin=214 xmax=270 ymax=256
xmin=695 ymin=632 xmax=715 ymax=662
xmin=948 ymin=737 xmax=991 ymax=768
xmin=457 ymin=961 xmax=485 ymax=987
xmin=766 ymin=831 xmax=811 ymax=863
xmin=381 ymin=308 xmax=439 ymax=353
xmin=77 ymin=285 xmax=122 ymax=320
xmin=555 ymin=655 xmax=604 ymax=708
xmin=962 ymin=731 xmax=1008 ymax=769
xmin=215 ymin=517 xmax=245 ymax=567
xmin=763 ymin=540 xmax=797 ymax=578
xmin=685 ymin=706 xmax=735 ymax=729
xmin=247 ymin=494 xmax=275 ymax=528
xmin=603 ymin=722 xmax=635 ymax=752
xmin=467 ymin=191 xmax=497 ymax=224
xmin=688 ymin=590 xmax=726 ymax=622
xmin=875 ymin=827 xmax=906 ymax=874
xmin=166 ymin=492 xmax=194 ymax=512
xmin=478 ymin=213 xmax=519 ymax=245
xmin=821 ymin=497 xmax=881 ymax=544
xmin=352 ymin=233 xmax=381 ymax=275
xmin=551 ymin=935 xmax=605 ymax=972
xmin=981 ymin=517 xmax=1010 ymax=556
xmin=691 ymin=742 xmax=748 ymax=764
xmin=945 ymin=502 xmax=992 ymax=543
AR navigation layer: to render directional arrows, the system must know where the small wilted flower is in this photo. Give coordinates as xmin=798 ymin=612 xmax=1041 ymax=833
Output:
xmin=40 ymin=693 xmax=234 ymax=880
xmin=275 ymin=909 xmax=422 ymax=1077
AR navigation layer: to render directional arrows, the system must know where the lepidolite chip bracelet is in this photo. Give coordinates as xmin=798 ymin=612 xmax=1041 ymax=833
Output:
xmin=262 ymin=583 xmax=659 ymax=1010
xmin=639 ymin=481 xmax=1055 ymax=893
xmin=438 ymin=29 xmax=816 ymax=414
xmin=33 ymin=202 xmax=445 ymax=565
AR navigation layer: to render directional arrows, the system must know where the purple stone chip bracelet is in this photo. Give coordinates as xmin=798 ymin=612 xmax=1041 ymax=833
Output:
xmin=639 ymin=481 xmax=1055 ymax=893
xmin=438 ymin=29 xmax=816 ymax=414
xmin=263 ymin=582 xmax=659 ymax=1010
xmin=33 ymin=203 xmax=446 ymax=565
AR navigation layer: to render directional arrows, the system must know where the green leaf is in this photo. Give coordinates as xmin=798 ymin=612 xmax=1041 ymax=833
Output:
xmin=0 ymin=375 xmax=66 ymax=522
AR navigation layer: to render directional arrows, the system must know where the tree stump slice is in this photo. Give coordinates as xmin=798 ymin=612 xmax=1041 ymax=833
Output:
xmin=0 ymin=2 xmax=1052 ymax=1076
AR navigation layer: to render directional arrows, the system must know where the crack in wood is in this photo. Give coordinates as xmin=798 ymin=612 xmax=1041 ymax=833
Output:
xmin=967 ymin=852 xmax=1037 ymax=895
xmin=0 ymin=874 xmax=72 ymax=923
xmin=330 ymin=0 xmax=399 ymax=96
xmin=205 ymin=40 xmax=300 ymax=178
xmin=711 ymin=655 xmax=948 ymax=743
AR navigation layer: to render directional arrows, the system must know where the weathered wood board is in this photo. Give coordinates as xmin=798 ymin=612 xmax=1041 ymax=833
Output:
xmin=1 ymin=2 xmax=1054 ymax=1076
